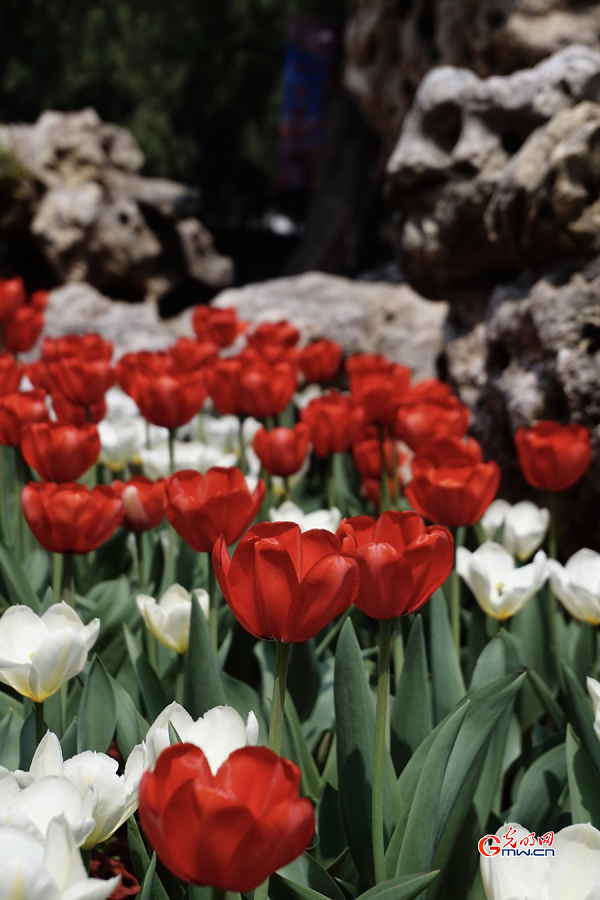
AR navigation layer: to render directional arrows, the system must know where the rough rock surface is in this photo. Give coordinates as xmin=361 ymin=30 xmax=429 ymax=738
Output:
xmin=345 ymin=0 xmax=600 ymax=144
xmin=213 ymin=271 xmax=447 ymax=381
xmin=386 ymin=45 xmax=600 ymax=300
xmin=0 ymin=108 xmax=232 ymax=301
xmin=36 ymin=282 xmax=193 ymax=358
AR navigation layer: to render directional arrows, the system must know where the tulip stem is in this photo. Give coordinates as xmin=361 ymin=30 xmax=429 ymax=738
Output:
xmin=53 ymin=552 xmax=63 ymax=603
xmin=34 ymin=701 xmax=45 ymax=747
xmin=546 ymin=492 xmax=564 ymax=694
xmin=135 ymin=532 xmax=145 ymax=586
xmin=176 ymin=652 xmax=185 ymax=704
xmin=269 ymin=640 xmax=291 ymax=755
xmin=168 ymin=429 xmax=176 ymax=476
xmin=208 ymin=553 xmax=219 ymax=653
xmin=0 ymin=446 xmax=12 ymax=549
xmin=449 ymin=526 xmax=465 ymax=659
xmin=373 ymin=617 xmax=392 ymax=884
xmin=61 ymin=552 xmax=74 ymax=605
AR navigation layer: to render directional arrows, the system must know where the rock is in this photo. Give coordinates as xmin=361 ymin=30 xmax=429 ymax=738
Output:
xmin=344 ymin=0 xmax=600 ymax=144
xmin=386 ymin=46 xmax=600 ymax=301
xmin=31 ymin=184 xmax=161 ymax=286
xmin=0 ymin=109 xmax=233 ymax=300
xmin=213 ymin=271 xmax=447 ymax=381
xmin=37 ymin=282 xmax=193 ymax=358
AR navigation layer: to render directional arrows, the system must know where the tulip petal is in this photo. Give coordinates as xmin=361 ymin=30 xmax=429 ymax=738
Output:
xmin=288 ymin=553 xmax=358 ymax=641
xmin=29 ymin=731 xmax=64 ymax=780
xmin=0 ymin=605 xmax=47 ymax=662
xmin=550 ymin=823 xmax=600 ymax=900
xmin=29 ymin=630 xmax=89 ymax=701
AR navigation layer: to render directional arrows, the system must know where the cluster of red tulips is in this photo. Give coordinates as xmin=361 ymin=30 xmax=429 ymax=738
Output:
xmin=0 ymin=272 xmax=596 ymax=898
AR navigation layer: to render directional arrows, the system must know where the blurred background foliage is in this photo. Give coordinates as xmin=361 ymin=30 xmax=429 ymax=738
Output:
xmin=0 ymin=0 xmax=344 ymax=221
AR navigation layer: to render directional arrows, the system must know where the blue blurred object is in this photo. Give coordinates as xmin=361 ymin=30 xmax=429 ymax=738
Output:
xmin=276 ymin=16 xmax=338 ymax=191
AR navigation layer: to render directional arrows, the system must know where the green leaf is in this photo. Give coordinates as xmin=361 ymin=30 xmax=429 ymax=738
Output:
xmin=19 ymin=706 xmax=36 ymax=770
xmin=184 ymin=587 xmax=225 ymax=718
xmin=284 ymin=691 xmax=322 ymax=799
xmin=566 ymin=725 xmax=600 ymax=828
xmin=61 ymin=718 xmax=78 ymax=759
xmin=391 ymin=616 xmax=432 ymax=774
xmin=78 ymin=655 xmax=117 ymax=753
xmin=394 ymin=703 xmax=468 ymax=877
xmin=135 ymin=852 xmax=156 ymax=900
xmin=110 ymin=673 xmax=146 ymax=759
xmin=0 ymin=689 xmax=23 ymax=722
xmin=221 ymin=672 xmax=268 ymax=741
xmin=0 ymin=709 xmax=22 ymax=769
xmin=270 ymin=877 xmax=331 ymax=900
xmin=527 ymin=668 xmax=565 ymax=730
xmin=124 ymin=626 xmax=169 ymax=722
xmin=334 ymin=619 xmax=400 ymax=889
xmin=357 ymin=871 xmax=439 ymax=900
xmin=509 ymin=743 xmax=567 ymax=833
xmin=288 ymin=639 xmax=321 ymax=722
xmin=430 ymin=590 xmax=465 ymax=723
xmin=0 ymin=542 xmax=40 ymax=610
xmin=563 ymin=663 xmax=600 ymax=780
xmin=276 ymin=851 xmax=347 ymax=900
xmin=128 ymin=817 xmax=170 ymax=900
xmin=22 ymin=549 xmax=49 ymax=597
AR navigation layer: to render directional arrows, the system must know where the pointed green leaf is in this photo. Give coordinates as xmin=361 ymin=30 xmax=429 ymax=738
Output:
xmin=527 ymin=668 xmax=565 ymax=730
xmin=563 ymin=663 xmax=600 ymax=780
xmin=78 ymin=655 xmax=117 ymax=753
xmin=0 ymin=710 xmax=22 ymax=770
xmin=184 ymin=586 xmax=225 ymax=718
xmin=391 ymin=616 xmax=432 ymax=773
xmin=509 ymin=742 xmax=567 ymax=833
xmin=136 ymin=852 xmax=157 ymax=900
xmin=334 ymin=619 xmax=400 ymax=889
xmin=127 ymin=817 xmax=170 ymax=900
xmin=430 ymin=590 xmax=465 ymax=723
xmin=124 ymin=625 xmax=168 ymax=722
xmin=277 ymin=851 xmax=347 ymax=900
xmin=0 ymin=542 xmax=40 ymax=610
xmin=284 ymin=691 xmax=322 ymax=799
xmin=566 ymin=725 xmax=600 ymax=828
xmin=357 ymin=871 xmax=439 ymax=900
xmin=110 ymin=673 xmax=146 ymax=759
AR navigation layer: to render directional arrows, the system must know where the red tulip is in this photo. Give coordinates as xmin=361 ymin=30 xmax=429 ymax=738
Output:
xmin=0 ymin=390 xmax=49 ymax=446
xmin=405 ymin=435 xmax=500 ymax=526
xmin=48 ymin=357 xmax=115 ymax=407
xmin=0 ymin=354 xmax=21 ymax=395
xmin=133 ymin=369 xmax=207 ymax=429
xmin=51 ymin=391 xmax=107 ymax=426
xmin=41 ymin=333 xmax=113 ymax=362
xmin=337 ymin=511 xmax=453 ymax=618
xmin=192 ymin=305 xmax=245 ymax=348
xmin=166 ymin=467 xmax=265 ymax=553
xmin=252 ymin=424 xmax=309 ymax=477
xmin=239 ymin=360 xmax=298 ymax=419
xmin=30 ymin=290 xmax=49 ymax=311
xmin=0 ymin=278 xmax=25 ymax=323
xmin=300 ymin=391 xmax=364 ymax=457
xmin=247 ymin=321 xmax=300 ymax=362
xmin=205 ymin=358 xmax=243 ymax=415
xmin=138 ymin=743 xmax=315 ymax=891
xmin=515 ymin=421 xmax=592 ymax=492
xmin=394 ymin=379 xmax=470 ymax=451
xmin=21 ymin=422 xmax=100 ymax=482
xmin=351 ymin=426 xmax=407 ymax=481
xmin=4 ymin=307 xmax=44 ymax=354
xmin=349 ymin=359 xmax=411 ymax=425
xmin=297 ymin=339 xmax=343 ymax=384
xmin=21 ymin=482 xmax=124 ymax=554
xmin=169 ymin=338 xmax=219 ymax=374
xmin=112 ymin=476 xmax=165 ymax=532
xmin=345 ymin=353 xmax=390 ymax=378
xmin=213 ymin=521 xmax=359 ymax=641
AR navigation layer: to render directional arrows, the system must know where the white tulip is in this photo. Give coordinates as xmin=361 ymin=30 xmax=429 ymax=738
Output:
xmin=241 ymin=417 xmax=262 ymax=448
xmin=98 ymin=420 xmax=143 ymax=472
xmin=481 ymin=821 xmax=600 ymax=900
xmin=136 ymin=584 xmax=209 ymax=654
xmin=293 ymin=383 xmax=323 ymax=409
xmin=481 ymin=499 xmax=549 ymax=561
xmin=190 ymin=413 xmax=242 ymax=455
xmin=0 ymin=817 xmax=119 ymax=900
xmin=137 ymin=702 xmax=259 ymax=774
xmin=481 ymin=499 xmax=511 ymax=541
xmin=2 ymin=731 xmax=141 ymax=849
xmin=104 ymin=387 xmax=140 ymax=422
xmin=140 ymin=440 xmax=237 ymax=479
xmin=549 ymin=549 xmax=600 ymax=625
xmin=269 ymin=501 xmax=342 ymax=533
xmin=457 ymin=543 xmax=547 ymax=620
xmin=586 ymin=677 xmax=600 ymax=745
xmin=0 ymin=604 xmax=99 ymax=702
